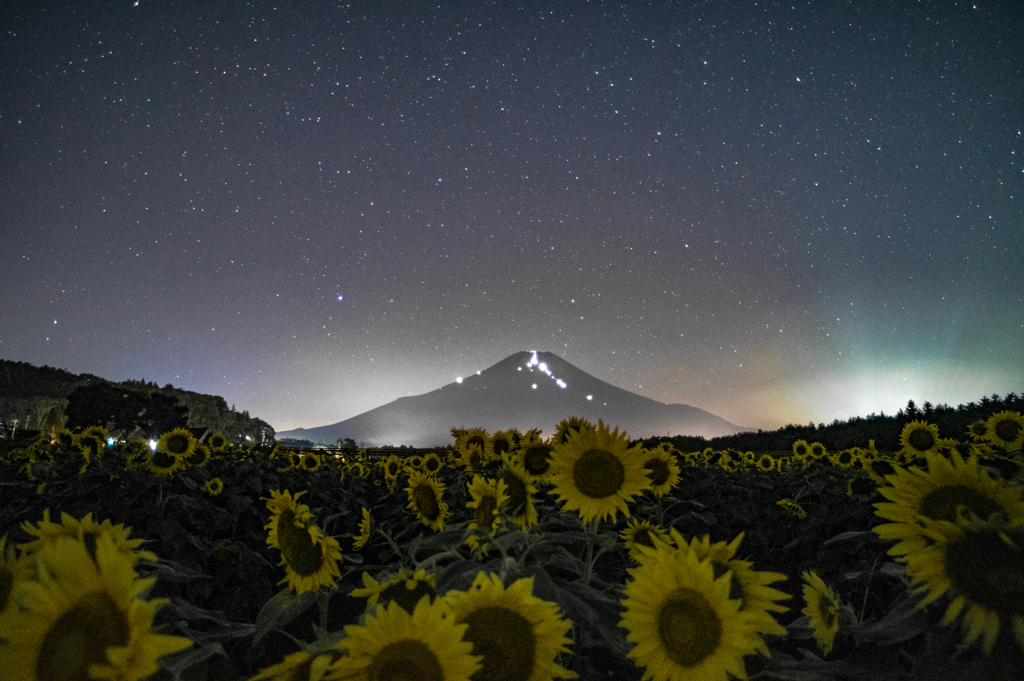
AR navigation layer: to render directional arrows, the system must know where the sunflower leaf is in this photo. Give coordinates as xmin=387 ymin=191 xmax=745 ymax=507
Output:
xmin=252 ymin=588 xmax=318 ymax=644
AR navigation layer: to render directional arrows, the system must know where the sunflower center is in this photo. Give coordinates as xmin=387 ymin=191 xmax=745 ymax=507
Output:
xmin=794 ymin=444 xmax=808 ymax=456
xmin=943 ymin=528 xmax=1024 ymax=614
xmin=0 ymin=566 xmax=13 ymax=613
xmin=572 ymin=448 xmax=625 ymax=499
xmin=523 ymin=446 xmax=552 ymax=476
xmin=468 ymin=451 xmax=482 ymax=471
xmin=462 ymin=605 xmax=536 ymax=681
xmin=379 ymin=581 xmax=436 ymax=613
xmin=908 ymin=429 xmax=936 ymax=452
xmin=367 ymin=639 xmax=444 ymax=681
xmin=918 ymin=485 xmax=1004 ymax=523
xmin=387 ymin=462 xmax=400 ymax=477
xmin=188 ymin=448 xmax=209 ymax=466
xmin=814 ymin=591 xmax=838 ymax=630
xmin=277 ymin=511 xmax=324 ymax=577
xmin=150 ymin=450 xmax=177 ymax=470
xmin=632 ymin=528 xmax=656 ymax=548
xmin=425 ymin=456 xmax=441 ymax=473
xmin=302 ymin=455 xmax=318 ymax=469
xmin=493 ymin=438 xmax=511 ymax=456
xmin=412 ymin=484 xmax=442 ymax=521
xmin=165 ymin=434 xmax=191 ymax=455
xmin=870 ymin=460 xmax=896 ymax=478
xmin=657 ymin=588 xmax=722 ymax=669
xmin=643 ymin=458 xmax=670 ymax=486
xmin=476 ymin=495 xmax=499 ymax=530
xmin=467 ymin=436 xmax=486 ymax=449
xmin=499 ymin=470 xmax=528 ymax=515
xmin=36 ymin=590 xmax=131 ymax=681
xmin=994 ymin=419 xmax=1022 ymax=444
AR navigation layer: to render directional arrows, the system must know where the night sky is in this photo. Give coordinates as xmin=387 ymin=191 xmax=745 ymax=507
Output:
xmin=2 ymin=1 xmax=1021 ymax=434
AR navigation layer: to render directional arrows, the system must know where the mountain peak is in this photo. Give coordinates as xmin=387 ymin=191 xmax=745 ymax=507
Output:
xmin=278 ymin=351 xmax=750 ymax=446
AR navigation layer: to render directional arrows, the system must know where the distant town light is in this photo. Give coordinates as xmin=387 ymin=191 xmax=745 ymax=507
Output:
xmin=148 ymin=439 xmax=157 ymax=451
xmin=456 ymin=376 xmax=463 ymax=384
xmin=532 ymin=384 xmax=537 ymax=389
xmin=556 ymin=379 xmax=567 ymax=388
xmin=586 ymin=395 xmax=593 ymax=401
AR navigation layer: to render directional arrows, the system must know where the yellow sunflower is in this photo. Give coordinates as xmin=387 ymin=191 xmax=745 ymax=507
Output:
xmin=327 ymin=596 xmax=480 ymax=681
xmin=353 ymin=508 xmax=373 ymax=550
xmin=518 ymin=433 xmax=555 ymax=482
xmin=146 ymin=447 xmax=184 ymax=477
xmin=442 ymin=571 xmax=576 ymax=681
xmin=801 ymin=570 xmax=842 ymax=657
xmin=422 ymin=451 xmax=444 ymax=475
xmin=548 ymin=420 xmax=651 ymax=523
xmin=0 ymin=534 xmax=192 ymax=680
xmin=298 ymin=452 xmax=322 ymax=472
xmin=985 ymin=411 xmax=1024 ymax=450
xmin=619 ymin=545 xmax=764 ymax=681
xmin=351 ymin=568 xmax=436 ymax=613
xmin=873 ymin=449 xmax=1024 ymax=560
xmin=382 ymin=455 xmax=403 ymax=484
xmin=157 ymin=427 xmax=197 ymax=459
xmin=678 ymin=531 xmax=790 ymax=655
xmin=205 ymin=477 xmax=225 ymax=496
xmin=489 ymin=430 xmax=518 ymax=460
xmin=264 ymin=490 xmax=343 ymax=593
xmin=456 ymin=443 xmax=487 ymax=473
xmin=456 ymin=428 xmax=491 ymax=467
xmin=903 ymin=515 xmax=1024 ymax=654
xmin=791 ymin=440 xmax=810 ymax=458
xmin=898 ymin=420 xmax=942 ymax=458
xmin=250 ymin=649 xmax=338 ymax=681
xmin=553 ymin=416 xmax=595 ymax=444
xmin=863 ymin=456 xmax=899 ymax=485
xmin=641 ymin=445 xmax=682 ymax=496
xmin=185 ymin=444 xmax=211 ymax=468
xmin=776 ymin=499 xmax=807 ymax=519
xmin=965 ymin=419 xmax=988 ymax=441
xmin=206 ymin=433 xmax=229 ymax=451
xmin=619 ymin=518 xmax=673 ymax=563
xmin=19 ymin=509 xmax=157 ymax=563
xmin=81 ymin=425 xmax=110 ymax=446
xmin=498 ymin=455 xmax=539 ymax=529
xmin=75 ymin=432 xmax=103 ymax=462
xmin=755 ymin=453 xmax=777 ymax=472
xmin=465 ymin=476 xmax=508 ymax=555
xmin=405 ymin=471 xmax=450 ymax=532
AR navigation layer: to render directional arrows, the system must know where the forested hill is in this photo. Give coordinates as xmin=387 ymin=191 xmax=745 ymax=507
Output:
xmin=641 ymin=393 xmax=1024 ymax=454
xmin=0 ymin=359 xmax=273 ymax=443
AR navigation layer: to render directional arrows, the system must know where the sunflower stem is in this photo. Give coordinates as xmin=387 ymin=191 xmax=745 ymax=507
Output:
xmin=379 ymin=529 xmax=406 ymax=566
xmin=581 ymin=518 xmax=598 ymax=586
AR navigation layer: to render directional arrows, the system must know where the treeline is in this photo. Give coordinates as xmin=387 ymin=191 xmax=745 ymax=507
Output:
xmin=0 ymin=359 xmax=273 ymax=444
xmin=641 ymin=393 xmax=1024 ymax=454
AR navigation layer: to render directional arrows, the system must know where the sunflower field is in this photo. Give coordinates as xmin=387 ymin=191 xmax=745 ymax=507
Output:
xmin=1 ymin=412 xmax=1023 ymax=680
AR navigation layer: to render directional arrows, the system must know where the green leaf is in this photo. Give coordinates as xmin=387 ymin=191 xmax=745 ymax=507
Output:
xmin=157 ymin=642 xmax=226 ymax=681
xmin=252 ymin=588 xmax=318 ymax=644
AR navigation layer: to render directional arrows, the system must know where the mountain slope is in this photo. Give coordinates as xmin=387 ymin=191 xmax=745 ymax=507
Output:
xmin=278 ymin=351 xmax=751 ymax=446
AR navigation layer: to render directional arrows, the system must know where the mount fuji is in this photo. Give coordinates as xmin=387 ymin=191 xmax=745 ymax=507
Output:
xmin=276 ymin=351 xmax=752 ymax=447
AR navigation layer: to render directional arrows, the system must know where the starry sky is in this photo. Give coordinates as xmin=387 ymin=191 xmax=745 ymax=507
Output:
xmin=2 ymin=0 xmax=1021 ymax=435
